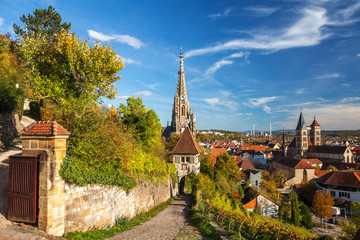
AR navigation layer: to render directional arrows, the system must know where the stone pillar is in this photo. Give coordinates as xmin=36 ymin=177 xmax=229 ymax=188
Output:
xmin=21 ymin=121 xmax=70 ymax=236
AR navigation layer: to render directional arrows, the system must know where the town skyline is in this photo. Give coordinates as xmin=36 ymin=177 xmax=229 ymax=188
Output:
xmin=1 ymin=0 xmax=360 ymax=131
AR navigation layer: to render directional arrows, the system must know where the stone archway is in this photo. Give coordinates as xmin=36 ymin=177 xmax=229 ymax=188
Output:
xmin=179 ymin=176 xmax=186 ymax=194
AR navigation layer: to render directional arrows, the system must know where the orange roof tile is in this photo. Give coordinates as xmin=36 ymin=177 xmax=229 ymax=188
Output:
xmin=243 ymin=198 xmax=257 ymax=209
xmin=172 ymin=127 xmax=202 ymax=155
xmin=238 ymin=159 xmax=256 ymax=170
xmin=211 ymin=148 xmax=227 ymax=165
xmin=21 ymin=121 xmax=70 ymax=136
xmin=316 ymin=171 xmax=360 ymax=188
xmin=315 ymin=170 xmax=330 ymax=178
xmin=304 ymin=158 xmax=323 ymax=165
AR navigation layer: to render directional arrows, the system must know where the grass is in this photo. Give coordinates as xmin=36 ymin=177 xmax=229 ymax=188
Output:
xmin=64 ymin=197 xmax=175 ymax=240
xmin=188 ymin=208 xmax=221 ymax=239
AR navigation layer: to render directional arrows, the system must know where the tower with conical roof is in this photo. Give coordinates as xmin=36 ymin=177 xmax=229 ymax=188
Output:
xmin=171 ymin=48 xmax=196 ymax=136
xmin=296 ymin=111 xmax=308 ymax=157
xmin=310 ymin=116 xmax=321 ymax=146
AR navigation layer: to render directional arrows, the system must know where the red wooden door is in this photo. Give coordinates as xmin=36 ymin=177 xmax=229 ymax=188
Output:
xmin=7 ymin=155 xmax=38 ymax=223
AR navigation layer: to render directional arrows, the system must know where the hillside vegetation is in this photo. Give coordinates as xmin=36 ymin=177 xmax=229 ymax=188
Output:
xmin=5 ymin=6 xmax=174 ymax=190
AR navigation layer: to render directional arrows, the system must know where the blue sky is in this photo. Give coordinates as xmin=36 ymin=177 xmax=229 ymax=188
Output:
xmin=1 ymin=0 xmax=360 ymax=131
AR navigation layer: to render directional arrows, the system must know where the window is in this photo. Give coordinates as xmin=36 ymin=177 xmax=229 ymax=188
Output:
xmin=303 ymin=137 xmax=306 ymax=141
xmin=181 ymin=157 xmax=185 ymax=163
xmin=186 ymin=157 xmax=190 ymax=163
xmin=182 ymin=164 xmax=187 ymax=170
xmin=182 ymin=106 xmax=185 ymax=116
xmin=316 ymin=131 xmax=320 ymax=135
xmin=316 ymin=137 xmax=319 ymax=141
xmin=255 ymin=180 xmax=258 ymax=186
xmin=303 ymin=131 xmax=306 ymax=135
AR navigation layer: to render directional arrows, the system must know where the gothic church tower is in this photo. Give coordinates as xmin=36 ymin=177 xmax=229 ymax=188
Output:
xmin=171 ymin=49 xmax=196 ymax=136
xmin=296 ymin=111 xmax=308 ymax=158
xmin=310 ymin=116 xmax=321 ymax=146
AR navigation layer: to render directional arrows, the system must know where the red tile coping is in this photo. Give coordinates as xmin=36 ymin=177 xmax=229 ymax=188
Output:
xmin=21 ymin=121 xmax=70 ymax=136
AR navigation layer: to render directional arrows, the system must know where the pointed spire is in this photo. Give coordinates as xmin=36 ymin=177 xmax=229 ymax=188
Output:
xmin=311 ymin=115 xmax=320 ymax=127
xmin=296 ymin=111 xmax=307 ymax=130
xmin=179 ymin=47 xmax=184 ymax=73
xmin=282 ymin=128 xmax=286 ymax=156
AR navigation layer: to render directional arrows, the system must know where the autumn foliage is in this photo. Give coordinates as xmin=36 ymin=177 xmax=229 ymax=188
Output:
xmin=312 ymin=190 xmax=334 ymax=220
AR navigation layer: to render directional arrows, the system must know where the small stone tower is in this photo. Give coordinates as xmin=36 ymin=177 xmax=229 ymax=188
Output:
xmin=171 ymin=127 xmax=201 ymax=180
xmin=310 ymin=116 xmax=321 ymax=146
xmin=296 ymin=112 xmax=308 ymax=158
xmin=171 ymin=48 xmax=196 ymax=136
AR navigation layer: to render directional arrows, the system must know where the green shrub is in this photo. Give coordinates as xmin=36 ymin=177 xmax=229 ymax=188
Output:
xmin=29 ymin=101 xmax=40 ymax=119
xmin=0 ymin=81 xmax=24 ymax=114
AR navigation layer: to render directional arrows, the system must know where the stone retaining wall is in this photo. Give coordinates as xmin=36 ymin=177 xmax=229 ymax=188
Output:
xmin=64 ymin=179 xmax=178 ymax=233
xmin=0 ymin=113 xmax=20 ymax=149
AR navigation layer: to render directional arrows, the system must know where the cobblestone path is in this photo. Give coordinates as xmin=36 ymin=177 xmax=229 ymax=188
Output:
xmin=109 ymin=195 xmax=202 ymax=240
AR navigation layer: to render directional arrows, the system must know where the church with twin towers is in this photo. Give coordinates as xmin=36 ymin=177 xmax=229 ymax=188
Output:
xmin=162 ymin=49 xmax=196 ymax=138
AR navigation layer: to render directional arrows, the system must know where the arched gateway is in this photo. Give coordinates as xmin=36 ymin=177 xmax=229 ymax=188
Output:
xmin=171 ymin=127 xmax=202 ymax=192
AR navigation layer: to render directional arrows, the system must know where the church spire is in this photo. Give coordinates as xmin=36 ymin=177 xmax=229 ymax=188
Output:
xmin=171 ymin=48 xmax=196 ymax=136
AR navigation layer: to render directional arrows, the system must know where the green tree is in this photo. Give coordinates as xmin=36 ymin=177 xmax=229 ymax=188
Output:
xmin=199 ymin=152 xmax=212 ymax=177
xmin=14 ymin=6 xmax=71 ymax=39
xmin=300 ymin=202 xmax=313 ymax=229
xmin=339 ymin=201 xmax=360 ymax=239
xmin=118 ymin=97 xmax=162 ymax=150
xmin=289 ymin=190 xmax=300 ymax=226
xmin=300 ymin=182 xmax=318 ymax=205
xmin=272 ymin=171 xmax=288 ymax=188
xmin=19 ymin=30 xmax=123 ymax=108
xmin=0 ymin=34 xmax=25 ymax=114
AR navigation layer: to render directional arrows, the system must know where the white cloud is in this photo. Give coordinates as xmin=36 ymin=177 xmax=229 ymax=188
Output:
xmin=0 ymin=17 xmax=4 ymax=27
xmin=339 ymin=1 xmax=360 ymax=20
xmin=202 ymin=98 xmax=238 ymax=111
xmin=340 ymin=97 xmax=360 ymax=103
xmin=88 ymin=30 xmax=145 ymax=49
xmin=136 ymin=80 xmax=159 ymax=90
xmin=134 ymin=90 xmax=154 ymax=96
xmin=185 ymin=7 xmax=330 ymax=58
xmin=357 ymin=53 xmax=360 ymax=57
xmin=341 ymin=83 xmax=350 ymax=87
xmin=204 ymin=98 xmax=220 ymax=105
xmin=208 ymin=7 xmax=233 ymax=20
xmin=289 ymin=103 xmax=360 ymax=130
xmin=313 ymin=73 xmax=341 ymax=79
xmin=229 ymin=52 xmax=244 ymax=58
xmin=244 ymin=6 xmax=279 ymax=17
xmin=263 ymin=105 xmax=272 ymax=114
xmin=123 ymin=57 xmax=141 ymax=64
xmin=116 ymin=95 xmax=130 ymax=99
xmin=247 ymin=96 xmax=279 ymax=107
xmin=296 ymin=88 xmax=306 ymax=95
xmin=206 ymin=60 xmax=233 ymax=75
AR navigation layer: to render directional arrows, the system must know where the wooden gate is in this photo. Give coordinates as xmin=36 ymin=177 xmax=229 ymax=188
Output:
xmin=7 ymin=155 xmax=38 ymax=223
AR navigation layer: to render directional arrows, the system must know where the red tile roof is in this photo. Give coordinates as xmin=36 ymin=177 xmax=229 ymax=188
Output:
xmin=172 ymin=127 xmax=202 ymax=155
xmin=211 ymin=148 xmax=228 ymax=165
xmin=238 ymin=159 xmax=256 ymax=170
xmin=21 ymin=121 xmax=70 ymax=136
xmin=315 ymin=170 xmax=330 ymax=178
xmin=304 ymin=158 xmax=323 ymax=165
xmin=316 ymin=171 xmax=360 ymax=188
xmin=274 ymin=157 xmax=315 ymax=169
xmin=311 ymin=119 xmax=320 ymax=127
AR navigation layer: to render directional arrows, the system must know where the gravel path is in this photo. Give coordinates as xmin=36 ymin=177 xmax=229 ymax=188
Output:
xmin=109 ymin=195 xmax=199 ymax=240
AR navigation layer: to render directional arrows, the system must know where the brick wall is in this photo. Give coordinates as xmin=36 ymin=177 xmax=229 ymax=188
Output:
xmin=64 ymin=179 xmax=178 ymax=233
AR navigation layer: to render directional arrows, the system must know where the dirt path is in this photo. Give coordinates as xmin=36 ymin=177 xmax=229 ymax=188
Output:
xmin=108 ymin=195 xmax=205 ymax=240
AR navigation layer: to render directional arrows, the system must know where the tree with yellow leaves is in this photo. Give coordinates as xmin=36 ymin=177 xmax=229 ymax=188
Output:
xmin=312 ymin=190 xmax=334 ymax=221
